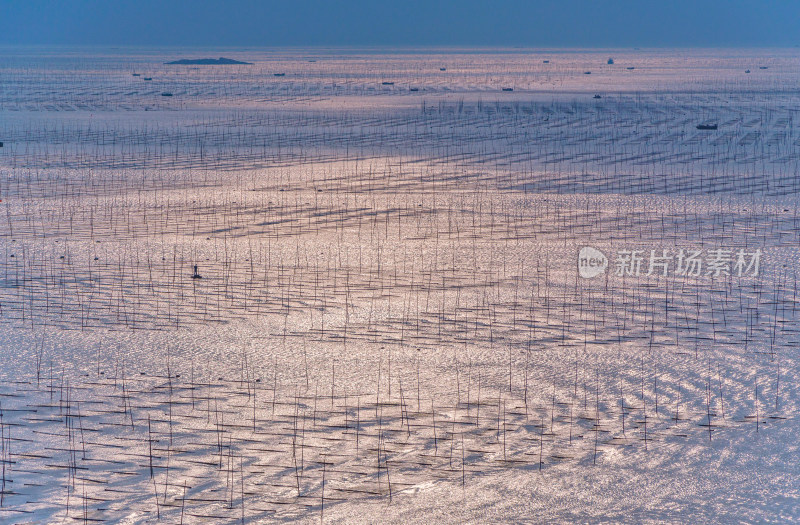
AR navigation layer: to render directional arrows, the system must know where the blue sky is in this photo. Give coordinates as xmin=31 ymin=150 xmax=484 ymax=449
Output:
xmin=1 ymin=0 xmax=798 ymax=47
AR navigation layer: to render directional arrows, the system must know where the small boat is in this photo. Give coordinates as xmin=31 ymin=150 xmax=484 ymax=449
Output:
xmin=759 ymin=66 xmax=768 ymax=69
xmin=626 ymin=67 xmax=635 ymax=70
xmin=143 ymin=77 xmax=152 ymax=81
xmin=584 ymin=71 xmax=591 ymax=75
xmin=132 ymin=73 xmax=140 ymax=77
xmin=440 ymin=68 xmax=446 ymax=71
xmin=161 ymin=92 xmax=173 ymax=97
xmin=409 ymin=87 xmax=419 ymax=91
xmin=593 ymin=94 xmax=602 ymax=99
xmin=745 ymin=70 xmax=750 ymax=73
xmin=607 ymin=58 xmax=614 ymax=64
xmin=382 ymin=81 xmax=394 ymax=85
xmin=274 ymin=73 xmax=286 ymax=76
xmin=502 ymin=87 xmax=513 ymax=91
xmin=543 ymin=60 xmax=550 ymax=63
xmin=696 ymin=124 xmax=718 ymax=130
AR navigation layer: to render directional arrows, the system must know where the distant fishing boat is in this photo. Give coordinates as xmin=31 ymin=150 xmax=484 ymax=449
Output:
xmin=502 ymin=87 xmax=513 ymax=91
xmin=584 ymin=71 xmax=591 ymax=75
xmin=161 ymin=92 xmax=173 ymax=97
xmin=440 ymin=68 xmax=446 ymax=71
xmin=132 ymin=73 xmax=140 ymax=77
xmin=143 ymin=77 xmax=152 ymax=81
xmin=593 ymin=94 xmax=602 ymax=99
xmin=607 ymin=58 xmax=614 ymax=64
xmin=543 ymin=60 xmax=550 ymax=63
xmin=409 ymin=87 xmax=419 ymax=91
xmin=382 ymin=81 xmax=394 ymax=85
xmin=626 ymin=67 xmax=635 ymax=70
xmin=696 ymin=124 xmax=718 ymax=130
xmin=274 ymin=73 xmax=286 ymax=76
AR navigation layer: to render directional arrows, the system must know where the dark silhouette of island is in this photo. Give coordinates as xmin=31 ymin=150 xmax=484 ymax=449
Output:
xmin=165 ymin=57 xmax=252 ymax=65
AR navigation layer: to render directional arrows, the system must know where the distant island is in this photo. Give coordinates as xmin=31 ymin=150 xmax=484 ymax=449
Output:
xmin=165 ymin=57 xmax=252 ymax=65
